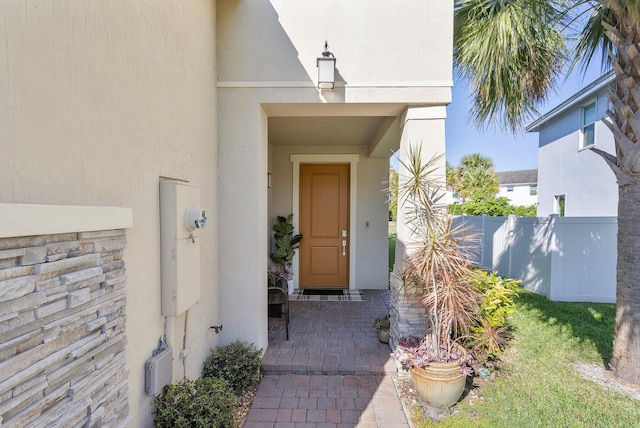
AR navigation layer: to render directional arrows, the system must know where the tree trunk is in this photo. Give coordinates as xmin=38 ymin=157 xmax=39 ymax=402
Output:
xmin=610 ymin=180 xmax=640 ymax=384
xmin=601 ymin=10 xmax=640 ymax=385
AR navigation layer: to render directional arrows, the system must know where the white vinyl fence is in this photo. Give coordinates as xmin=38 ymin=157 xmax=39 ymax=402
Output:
xmin=453 ymin=215 xmax=617 ymax=303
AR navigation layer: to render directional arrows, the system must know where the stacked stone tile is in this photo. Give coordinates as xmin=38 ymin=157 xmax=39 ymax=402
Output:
xmin=0 ymin=230 xmax=129 ymax=427
xmin=389 ymin=275 xmax=426 ymax=350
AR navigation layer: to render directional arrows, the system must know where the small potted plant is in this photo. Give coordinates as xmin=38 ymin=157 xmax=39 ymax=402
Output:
xmin=270 ymin=214 xmax=303 ymax=295
xmin=373 ymin=315 xmax=391 ymax=344
xmin=267 ymin=265 xmax=293 ymax=287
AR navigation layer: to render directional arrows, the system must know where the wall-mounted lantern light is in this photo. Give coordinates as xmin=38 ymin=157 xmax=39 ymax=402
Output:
xmin=316 ymin=41 xmax=336 ymax=89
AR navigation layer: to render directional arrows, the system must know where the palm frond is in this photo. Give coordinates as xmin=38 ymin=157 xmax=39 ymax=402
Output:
xmin=569 ymin=3 xmax=614 ymax=74
xmin=454 ymin=0 xmax=567 ymax=132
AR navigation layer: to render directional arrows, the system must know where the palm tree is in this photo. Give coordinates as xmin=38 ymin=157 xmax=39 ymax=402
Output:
xmin=460 ymin=166 xmax=500 ymax=200
xmin=446 ymin=162 xmax=458 ymax=192
xmin=454 ymin=0 xmax=640 ymax=386
xmin=450 ymin=153 xmax=499 ymax=200
xmin=459 ymin=153 xmax=495 ymax=171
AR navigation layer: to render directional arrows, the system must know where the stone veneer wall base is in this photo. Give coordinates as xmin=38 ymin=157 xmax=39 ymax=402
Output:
xmin=389 ymin=272 xmax=427 ymax=352
xmin=0 ymin=229 xmax=129 ymax=427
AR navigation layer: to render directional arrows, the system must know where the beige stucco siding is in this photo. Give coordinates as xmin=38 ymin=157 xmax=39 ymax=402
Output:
xmin=0 ymin=2 xmax=218 ymax=426
xmin=218 ymin=0 xmax=453 ymax=86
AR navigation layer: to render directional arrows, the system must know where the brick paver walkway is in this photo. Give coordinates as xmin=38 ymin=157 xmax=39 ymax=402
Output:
xmin=243 ymin=290 xmax=411 ymax=427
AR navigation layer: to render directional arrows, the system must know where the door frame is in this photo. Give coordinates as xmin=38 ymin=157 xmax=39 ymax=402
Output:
xmin=291 ymin=154 xmax=359 ymax=290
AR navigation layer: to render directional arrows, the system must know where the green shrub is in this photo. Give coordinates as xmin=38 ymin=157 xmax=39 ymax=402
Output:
xmin=448 ymin=197 xmax=537 ymax=217
xmin=202 ymin=340 xmax=262 ymax=395
xmin=154 ymin=377 xmax=236 ymax=428
xmin=467 ymin=270 xmax=520 ymax=361
xmin=512 ymin=204 xmax=537 ymax=217
xmin=470 ymin=269 xmax=519 ymax=327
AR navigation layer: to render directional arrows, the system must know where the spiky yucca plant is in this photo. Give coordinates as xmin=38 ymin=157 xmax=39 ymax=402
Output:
xmin=394 ymin=146 xmax=481 ymax=362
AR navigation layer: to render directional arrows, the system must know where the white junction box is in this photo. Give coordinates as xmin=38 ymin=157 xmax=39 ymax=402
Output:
xmin=159 ymin=179 xmax=205 ymax=316
xmin=145 ymin=347 xmax=173 ymax=396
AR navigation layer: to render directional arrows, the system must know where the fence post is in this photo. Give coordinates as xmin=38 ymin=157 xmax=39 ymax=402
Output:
xmin=507 ymin=214 xmax=516 ymax=278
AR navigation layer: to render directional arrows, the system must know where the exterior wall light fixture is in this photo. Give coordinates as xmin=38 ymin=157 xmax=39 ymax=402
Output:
xmin=317 ymin=41 xmax=336 ymax=89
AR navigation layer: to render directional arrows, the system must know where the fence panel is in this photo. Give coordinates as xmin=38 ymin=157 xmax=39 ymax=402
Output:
xmin=549 ymin=217 xmax=617 ymax=302
xmin=453 ymin=215 xmax=617 ymax=303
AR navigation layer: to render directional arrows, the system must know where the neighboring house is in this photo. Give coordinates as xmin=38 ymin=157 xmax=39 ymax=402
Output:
xmin=445 ymin=188 xmax=463 ymax=205
xmin=495 ymin=169 xmax=538 ymax=207
xmin=0 ymin=1 xmax=453 ymax=426
xmin=526 ymin=71 xmax=618 ymax=217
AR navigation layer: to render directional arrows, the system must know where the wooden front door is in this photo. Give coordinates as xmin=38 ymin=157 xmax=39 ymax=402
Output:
xmin=299 ymin=164 xmax=350 ymax=287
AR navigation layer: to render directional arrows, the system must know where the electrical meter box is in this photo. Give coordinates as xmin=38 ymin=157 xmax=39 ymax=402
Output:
xmin=159 ymin=179 xmax=205 ymax=316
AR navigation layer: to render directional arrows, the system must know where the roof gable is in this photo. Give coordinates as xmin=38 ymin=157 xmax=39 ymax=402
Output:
xmin=526 ymin=71 xmax=614 ymax=132
xmin=496 ymin=169 xmax=538 ymax=185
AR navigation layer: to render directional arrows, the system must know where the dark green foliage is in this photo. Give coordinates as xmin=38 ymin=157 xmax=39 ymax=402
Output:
xmin=448 ymin=196 xmax=536 ymax=217
xmin=387 ymin=168 xmax=398 ymax=221
xmin=270 ymin=214 xmax=303 ymax=267
xmin=153 ymin=377 xmax=236 ymax=428
xmin=388 ymin=197 xmax=398 ymax=221
xmin=202 ymin=340 xmax=262 ymax=395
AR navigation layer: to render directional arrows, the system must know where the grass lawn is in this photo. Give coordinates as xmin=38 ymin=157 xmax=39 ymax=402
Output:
xmin=413 ymin=290 xmax=640 ymax=427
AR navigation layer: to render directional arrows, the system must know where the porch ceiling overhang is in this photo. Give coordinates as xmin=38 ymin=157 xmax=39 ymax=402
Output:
xmin=265 ymin=103 xmax=406 ymax=159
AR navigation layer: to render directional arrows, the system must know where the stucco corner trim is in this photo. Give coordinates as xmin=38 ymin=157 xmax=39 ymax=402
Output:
xmin=0 ymin=203 xmax=133 ymax=238
xmin=401 ymin=106 xmax=447 ymax=124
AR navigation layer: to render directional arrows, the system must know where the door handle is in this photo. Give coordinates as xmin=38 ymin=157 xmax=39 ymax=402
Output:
xmin=342 ymin=240 xmax=347 ymax=256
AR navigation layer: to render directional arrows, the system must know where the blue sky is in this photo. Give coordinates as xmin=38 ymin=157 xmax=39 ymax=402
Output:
xmin=444 ymin=63 xmax=605 ymax=172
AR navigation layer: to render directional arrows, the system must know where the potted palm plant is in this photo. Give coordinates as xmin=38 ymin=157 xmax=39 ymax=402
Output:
xmin=391 ymin=146 xmax=481 ymax=408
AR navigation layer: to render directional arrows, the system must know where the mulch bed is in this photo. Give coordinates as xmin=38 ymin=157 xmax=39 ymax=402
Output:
xmin=393 ymin=360 xmax=501 ymax=424
xmin=234 ymin=375 xmax=262 ymax=427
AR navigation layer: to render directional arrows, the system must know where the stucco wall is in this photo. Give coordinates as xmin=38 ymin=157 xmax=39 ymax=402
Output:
xmin=537 ymin=90 xmax=617 ymax=217
xmin=0 ymin=2 xmax=218 ymax=426
xmin=218 ymin=0 xmax=453 ymax=87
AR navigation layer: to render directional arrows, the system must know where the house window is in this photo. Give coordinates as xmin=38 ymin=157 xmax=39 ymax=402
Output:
xmin=554 ymin=195 xmax=566 ymax=217
xmin=581 ymin=101 xmax=596 ymax=149
xmin=506 ymin=185 xmax=514 ymax=192
xmin=530 ymin=184 xmax=537 ymax=196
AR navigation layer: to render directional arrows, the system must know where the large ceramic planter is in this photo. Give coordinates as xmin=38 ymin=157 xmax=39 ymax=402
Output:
xmin=409 ymin=360 xmax=466 ymax=408
xmin=377 ymin=329 xmax=390 ymax=344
